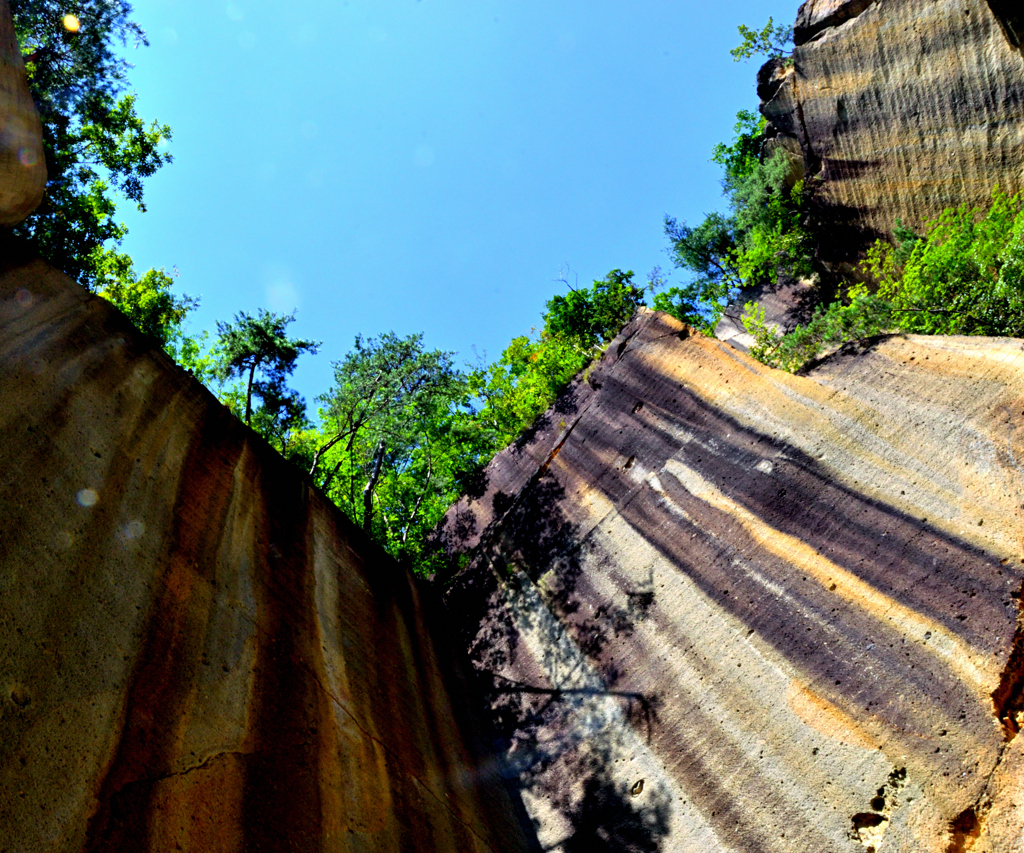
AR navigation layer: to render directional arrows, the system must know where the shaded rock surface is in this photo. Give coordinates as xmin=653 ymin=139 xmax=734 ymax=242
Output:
xmin=762 ymin=0 xmax=1024 ymax=262
xmin=0 ymin=0 xmax=45 ymax=226
xmin=436 ymin=308 xmax=1024 ymax=852
xmin=713 ymin=277 xmax=818 ymax=353
xmin=0 ymin=246 xmax=538 ymax=853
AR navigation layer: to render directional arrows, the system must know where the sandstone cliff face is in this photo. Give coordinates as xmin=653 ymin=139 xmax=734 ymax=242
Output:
xmin=0 ymin=0 xmax=45 ymax=226
xmin=761 ymin=0 xmax=1024 ymax=260
xmin=437 ymin=308 xmax=1024 ymax=852
xmin=0 ymin=248 xmax=536 ymax=853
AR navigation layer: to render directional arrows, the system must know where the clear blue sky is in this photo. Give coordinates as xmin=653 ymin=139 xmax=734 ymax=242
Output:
xmin=116 ymin=0 xmax=799 ymax=410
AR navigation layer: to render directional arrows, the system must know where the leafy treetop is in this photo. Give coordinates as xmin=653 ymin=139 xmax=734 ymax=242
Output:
xmin=214 ymin=309 xmax=320 ymax=435
xmin=730 ymin=18 xmax=793 ymax=62
xmin=10 ymin=0 xmax=172 ymax=288
xmin=655 ymin=112 xmax=811 ymax=333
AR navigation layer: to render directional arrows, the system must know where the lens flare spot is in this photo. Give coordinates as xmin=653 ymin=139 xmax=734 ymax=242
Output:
xmin=121 ymin=520 xmax=145 ymax=540
xmin=17 ymin=147 xmax=38 ymax=167
xmin=15 ymin=289 xmax=32 ymax=307
xmin=63 ymin=14 xmax=80 ymax=32
xmin=76 ymin=488 xmax=98 ymax=508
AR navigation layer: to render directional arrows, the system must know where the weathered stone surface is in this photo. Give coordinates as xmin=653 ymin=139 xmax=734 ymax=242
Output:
xmin=0 ymin=245 xmax=537 ymax=853
xmin=437 ymin=308 xmax=1024 ymax=852
xmin=713 ymin=277 xmax=817 ymax=352
xmin=0 ymin=0 xmax=46 ymax=226
xmin=763 ymin=0 xmax=1024 ymax=261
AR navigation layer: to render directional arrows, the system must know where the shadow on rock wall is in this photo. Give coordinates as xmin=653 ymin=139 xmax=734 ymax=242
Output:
xmin=446 ymin=470 xmax=671 ymax=852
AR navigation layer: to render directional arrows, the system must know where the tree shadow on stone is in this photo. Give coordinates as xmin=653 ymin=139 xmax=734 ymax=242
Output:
xmin=560 ymin=772 xmax=671 ymax=853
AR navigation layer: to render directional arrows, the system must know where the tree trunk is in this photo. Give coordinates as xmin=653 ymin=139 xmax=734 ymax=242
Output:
xmin=362 ymin=440 xmax=386 ymax=533
xmin=245 ymin=361 xmax=256 ymax=426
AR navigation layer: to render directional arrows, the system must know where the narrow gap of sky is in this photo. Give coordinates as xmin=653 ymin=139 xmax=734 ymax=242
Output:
xmin=116 ymin=0 xmax=799 ymax=411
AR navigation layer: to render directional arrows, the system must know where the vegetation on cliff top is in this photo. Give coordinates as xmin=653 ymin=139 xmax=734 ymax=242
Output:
xmin=654 ymin=108 xmax=811 ymax=333
xmin=18 ymin=9 xmax=1024 ymax=571
xmin=745 ymin=187 xmax=1024 ymax=371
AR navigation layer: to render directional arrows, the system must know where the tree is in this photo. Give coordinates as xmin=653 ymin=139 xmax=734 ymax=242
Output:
xmin=659 ymin=111 xmax=811 ymax=332
xmin=92 ymin=250 xmax=195 ymax=344
xmin=10 ymin=0 xmax=172 ymax=288
xmin=544 ymin=269 xmax=645 ymax=349
xmin=655 ymin=213 xmax=742 ymax=332
xmin=310 ymin=332 xmax=469 ymax=556
xmin=214 ymin=310 xmax=319 ymax=439
xmin=730 ymin=18 xmax=793 ymax=63
xmin=742 ymin=187 xmax=1024 ymax=372
xmin=467 ymin=332 xmax=589 ymax=452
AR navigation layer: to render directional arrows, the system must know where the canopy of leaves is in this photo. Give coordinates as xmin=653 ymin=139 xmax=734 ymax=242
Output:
xmin=306 ymin=333 xmax=470 ymax=565
xmin=744 ymin=186 xmax=1024 ymax=372
xmin=544 ymin=269 xmax=645 ymax=349
xmin=730 ymin=18 xmax=793 ymax=62
xmin=214 ymin=310 xmax=319 ymax=450
xmin=297 ymin=270 xmax=645 ymax=573
xmin=10 ymin=0 xmax=172 ymax=287
xmin=93 ymin=249 xmax=196 ymax=347
xmin=866 ymin=187 xmax=1024 ymax=337
xmin=659 ymin=112 xmax=811 ymax=333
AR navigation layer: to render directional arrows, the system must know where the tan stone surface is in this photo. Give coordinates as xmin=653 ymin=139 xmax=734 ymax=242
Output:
xmin=0 ymin=0 xmax=45 ymax=227
xmin=762 ymin=0 xmax=1024 ymax=260
xmin=0 ymin=248 xmax=536 ymax=853
xmin=438 ymin=308 xmax=1024 ymax=851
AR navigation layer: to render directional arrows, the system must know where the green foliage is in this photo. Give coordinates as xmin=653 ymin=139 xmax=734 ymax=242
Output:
xmin=92 ymin=246 xmax=216 ymax=382
xmin=743 ymin=287 xmax=893 ymax=372
xmin=656 ymin=213 xmax=741 ymax=333
xmin=745 ymin=186 xmax=1024 ymax=372
xmin=93 ymin=248 xmax=194 ymax=344
xmin=10 ymin=0 xmax=172 ymax=287
xmin=309 ymin=333 xmax=470 ymax=564
xmin=301 ymin=270 xmax=644 ymax=573
xmin=731 ymin=18 xmax=793 ymax=62
xmin=662 ymin=112 xmax=811 ymax=333
xmin=213 ymin=310 xmax=319 ymax=450
xmin=473 ymin=268 xmax=643 ymax=450
xmin=468 ymin=333 xmax=591 ymax=454
xmin=544 ymin=269 xmax=645 ymax=349
xmin=864 ymin=187 xmax=1024 ymax=337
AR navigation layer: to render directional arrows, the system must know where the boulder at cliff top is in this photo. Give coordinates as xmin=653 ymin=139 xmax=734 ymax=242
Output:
xmin=0 ymin=0 xmax=46 ymax=226
xmin=0 ymin=245 xmax=537 ymax=853
xmin=762 ymin=0 xmax=1024 ymax=262
xmin=437 ymin=308 xmax=1024 ymax=852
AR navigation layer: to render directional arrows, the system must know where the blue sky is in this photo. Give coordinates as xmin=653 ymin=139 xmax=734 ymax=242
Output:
xmin=116 ymin=0 xmax=799 ymax=410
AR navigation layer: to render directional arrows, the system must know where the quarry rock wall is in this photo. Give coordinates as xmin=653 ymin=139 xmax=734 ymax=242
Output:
xmin=0 ymin=247 xmax=537 ymax=853
xmin=436 ymin=308 xmax=1024 ymax=852
xmin=0 ymin=0 xmax=46 ymax=226
xmin=761 ymin=0 xmax=1024 ymax=261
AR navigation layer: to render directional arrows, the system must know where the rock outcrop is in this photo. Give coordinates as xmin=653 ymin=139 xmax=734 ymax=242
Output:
xmin=436 ymin=308 xmax=1024 ymax=852
xmin=0 ymin=0 xmax=45 ymax=226
xmin=761 ymin=0 xmax=1024 ymax=261
xmin=0 ymin=244 xmax=538 ymax=853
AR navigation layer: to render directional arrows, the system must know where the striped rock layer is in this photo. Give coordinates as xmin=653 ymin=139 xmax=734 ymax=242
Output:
xmin=761 ymin=0 xmax=1024 ymax=261
xmin=0 ymin=0 xmax=45 ymax=227
xmin=436 ymin=308 xmax=1024 ymax=852
xmin=0 ymin=247 xmax=537 ymax=853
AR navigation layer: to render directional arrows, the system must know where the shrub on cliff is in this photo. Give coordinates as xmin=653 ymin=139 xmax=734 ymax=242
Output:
xmin=864 ymin=187 xmax=1024 ymax=338
xmin=658 ymin=111 xmax=811 ymax=333
xmin=744 ymin=186 xmax=1024 ymax=371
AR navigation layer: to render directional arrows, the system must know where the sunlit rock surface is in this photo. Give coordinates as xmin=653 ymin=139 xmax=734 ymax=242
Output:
xmin=0 ymin=0 xmax=45 ymax=226
xmin=761 ymin=0 xmax=1024 ymax=262
xmin=436 ymin=308 xmax=1024 ymax=852
xmin=0 ymin=247 xmax=537 ymax=853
